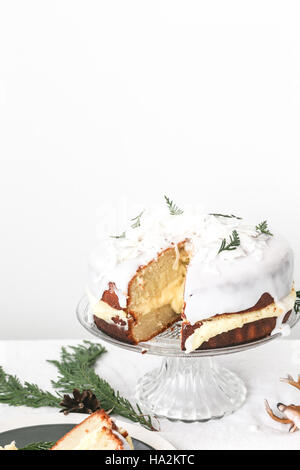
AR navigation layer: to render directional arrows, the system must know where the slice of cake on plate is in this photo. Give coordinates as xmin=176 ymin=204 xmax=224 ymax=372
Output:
xmin=0 ymin=441 xmax=18 ymax=450
xmin=51 ymin=410 xmax=133 ymax=450
xmin=0 ymin=411 xmax=132 ymax=450
xmin=87 ymin=199 xmax=295 ymax=352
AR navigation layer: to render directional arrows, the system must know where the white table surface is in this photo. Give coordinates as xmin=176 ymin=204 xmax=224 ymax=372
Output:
xmin=1 ymin=338 xmax=300 ymax=450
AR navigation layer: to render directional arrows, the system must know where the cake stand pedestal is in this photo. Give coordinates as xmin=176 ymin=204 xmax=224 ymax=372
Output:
xmin=77 ymin=296 xmax=299 ymax=422
xmin=136 ymin=356 xmax=246 ymax=421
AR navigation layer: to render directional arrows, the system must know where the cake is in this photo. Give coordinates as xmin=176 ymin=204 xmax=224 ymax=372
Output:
xmin=87 ymin=198 xmax=295 ymax=353
xmin=51 ymin=410 xmax=133 ymax=450
xmin=0 ymin=441 xmax=18 ymax=450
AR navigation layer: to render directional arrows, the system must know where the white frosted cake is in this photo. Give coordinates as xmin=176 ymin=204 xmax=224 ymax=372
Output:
xmin=87 ymin=199 xmax=295 ymax=352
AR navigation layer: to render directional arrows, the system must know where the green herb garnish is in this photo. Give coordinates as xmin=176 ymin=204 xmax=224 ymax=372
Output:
xmin=256 ymin=220 xmax=273 ymax=236
xmin=218 ymin=230 xmax=240 ymax=254
xmin=210 ymin=213 xmax=242 ymax=220
xmin=164 ymin=195 xmax=183 ymax=215
xmin=131 ymin=211 xmax=144 ymax=228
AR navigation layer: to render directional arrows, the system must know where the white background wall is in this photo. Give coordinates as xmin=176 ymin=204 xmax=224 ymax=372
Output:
xmin=0 ymin=1 xmax=299 ymax=339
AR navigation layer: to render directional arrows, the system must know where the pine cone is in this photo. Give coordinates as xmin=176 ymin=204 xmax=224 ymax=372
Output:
xmin=59 ymin=389 xmax=101 ymax=415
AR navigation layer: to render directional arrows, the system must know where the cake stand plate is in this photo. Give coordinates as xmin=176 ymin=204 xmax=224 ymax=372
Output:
xmin=77 ymin=296 xmax=299 ymax=422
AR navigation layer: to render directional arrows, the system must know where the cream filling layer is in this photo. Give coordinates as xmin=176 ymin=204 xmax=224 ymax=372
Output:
xmin=132 ymin=277 xmax=185 ymax=315
xmin=184 ymin=288 xmax=296 ymax=353
xmin=89 ymin=277 xmax=184 ymax=326
xmin=93 ymin=300 xmax=128 ymax=324
xmin=87 ymin=289 xmax=129 ymax=326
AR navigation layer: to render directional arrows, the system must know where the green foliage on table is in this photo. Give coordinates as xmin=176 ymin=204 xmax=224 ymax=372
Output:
xmin=0 ymin=368 xmax=60 ymax=408
xmin=0 ymin=341 xmax=155 ymax=430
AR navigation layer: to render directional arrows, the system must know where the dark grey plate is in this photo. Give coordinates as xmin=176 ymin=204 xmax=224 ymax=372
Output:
xmin=0 ymin=424 xmax=154 ymax=450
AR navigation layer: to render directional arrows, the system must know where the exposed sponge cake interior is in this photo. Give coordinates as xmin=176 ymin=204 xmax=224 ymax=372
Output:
xmin=51 ymin=410 xmax=133 ymax=450
xmin=127 ymin=244 xmax=189 ymax=342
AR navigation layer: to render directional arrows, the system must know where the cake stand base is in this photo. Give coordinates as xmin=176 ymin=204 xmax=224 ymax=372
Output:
xmin=135 ymin=356 xmax=246 ymax=421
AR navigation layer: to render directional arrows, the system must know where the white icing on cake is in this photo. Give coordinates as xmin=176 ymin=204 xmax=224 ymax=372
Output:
xmin=184 ymin=234 xmax=293 ymax=323
xmin=88 ymin=205 xmax=294 ymax=322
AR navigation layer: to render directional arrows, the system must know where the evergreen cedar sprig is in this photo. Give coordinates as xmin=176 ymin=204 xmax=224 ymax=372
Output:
xmin=164 ymin=195 xmax=183 ymax=215
xmin=295 ymin=291 xmax=300 ymax=314
xmin=0 ymin=367 xmax=61 ymax=408
xmin=0 ymin=341 xmax=156 ymax=431
xmin=131 ymin=210 xmax=144 ymax=228
xmin=256 ymin=220 xmax=273 ymax=236
xmin=218 ymin=230 xmax=240 ymax=254
xmin=48 ymin=342 xmax=155 ymax=430
xmin=210 ymin=213 xmax=242 ymax=220
xmin=20 ymin=441 xmax=55 ymax=450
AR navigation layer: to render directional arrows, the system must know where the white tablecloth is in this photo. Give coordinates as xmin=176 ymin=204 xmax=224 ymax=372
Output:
xmin=1 ymin=338 xmax=300 ymax=450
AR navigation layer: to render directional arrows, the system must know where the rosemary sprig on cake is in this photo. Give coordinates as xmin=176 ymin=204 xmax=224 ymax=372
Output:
xmin=0 ymin=341 xmax=156 ymax=431
xmin=256 ymin=220 xmax=273 ymax=236
xmin=218 ymin=230 xmax=240 ymax=254
xmin=131 ymin=210 xmax=144 ymax=228
xmin=210 ymin=213 xmax=242 ymax=220
xmin=164 ymin=195 xmax=183 ymax=215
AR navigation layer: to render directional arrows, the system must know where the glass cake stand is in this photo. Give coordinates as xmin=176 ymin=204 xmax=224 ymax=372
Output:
xmin=76 ymin=296 xmax=300 ymax=422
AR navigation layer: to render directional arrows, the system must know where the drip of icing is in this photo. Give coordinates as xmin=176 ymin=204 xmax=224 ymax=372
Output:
xmin=88 ymin=206 xmax=294 ymax=320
